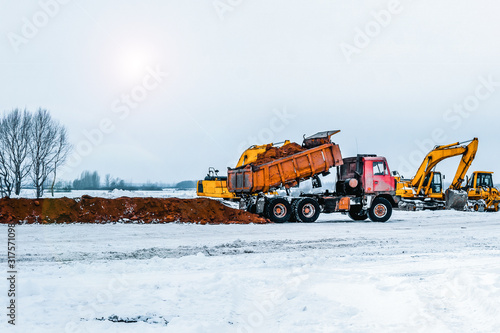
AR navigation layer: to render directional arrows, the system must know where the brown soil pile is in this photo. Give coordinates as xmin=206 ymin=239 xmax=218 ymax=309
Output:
xmin=0 ymin=196 xmax=269 ymax=224
xmin=252 ymin=142 xmax=305 ymax=166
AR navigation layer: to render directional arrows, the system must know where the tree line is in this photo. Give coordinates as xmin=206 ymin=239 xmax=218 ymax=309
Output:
xmin=0 ymin=108 xmax=70 ymax=198
xmin=72 ymin=171 xmax=126 ymax=190
xmin=71 ymin=170 xmax=164 ymax=191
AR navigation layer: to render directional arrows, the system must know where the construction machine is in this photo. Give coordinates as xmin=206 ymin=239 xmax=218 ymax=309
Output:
xmin=462 ymin=171 xmax=500 ymax=212
xmin=395 ymin=138 xmax=479 ymax=210
xmin=196 ymin=167 xmax=236 ymax=200
xmin=227 ymin=131 xmax=398 ymax=223
xmin=196 ymin=141 xmax=291 ymax=200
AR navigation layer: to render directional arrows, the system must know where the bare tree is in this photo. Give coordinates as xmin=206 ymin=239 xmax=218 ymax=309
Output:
xmin=0 ymin=123 xmax=14 ymax=197
xmin=29 ymin=109 xmax=69 ymax=198
xmin=0 ymin=109 xmax=32 ymax=195
xmin=50 ymin=127 xmax=71 ymax=196
xmin=105 ymin=173 xmax=111 ymax=188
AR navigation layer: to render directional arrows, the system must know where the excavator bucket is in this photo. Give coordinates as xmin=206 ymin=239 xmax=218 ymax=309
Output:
xmin=445 ymin=189 xmax=468 ymax=211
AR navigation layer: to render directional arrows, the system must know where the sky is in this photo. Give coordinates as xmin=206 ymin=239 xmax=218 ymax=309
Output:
xmin=1 ymin=0 xmax=499 ymax=184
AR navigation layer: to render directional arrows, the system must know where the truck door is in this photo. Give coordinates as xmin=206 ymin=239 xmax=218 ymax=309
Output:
xmin=363 ymin=160 xmax=374 ymax=193
xmin=372 ymin=160 xmax=393 ymax=192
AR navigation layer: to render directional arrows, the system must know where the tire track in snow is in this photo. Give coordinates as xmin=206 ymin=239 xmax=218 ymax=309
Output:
xmin=17 ymin=237 xmax=382 ymax=263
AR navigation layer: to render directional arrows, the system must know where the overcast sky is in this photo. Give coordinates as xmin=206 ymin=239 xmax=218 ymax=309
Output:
xmin=1 ymin=0 xmax=499 ymax=184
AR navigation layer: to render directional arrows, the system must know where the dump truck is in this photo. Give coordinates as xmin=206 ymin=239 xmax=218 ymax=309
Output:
xmin=227 ymin=131 xmax=398 ymax=223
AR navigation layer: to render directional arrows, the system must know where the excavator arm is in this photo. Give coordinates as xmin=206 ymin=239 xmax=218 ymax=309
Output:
xmin=235 ymin=140 xmax=291 ymax=168
xmin=449 ymin=138 xmax=478 ymax=190
xmin=411 ymin=138 xmax=478 ymax=195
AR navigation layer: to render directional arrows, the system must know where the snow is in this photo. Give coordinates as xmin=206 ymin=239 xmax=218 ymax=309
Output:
xmin=12 ymin=188 xmax=198 ymax=199
xmin=1 ymin=210 xmax=500 ymax=332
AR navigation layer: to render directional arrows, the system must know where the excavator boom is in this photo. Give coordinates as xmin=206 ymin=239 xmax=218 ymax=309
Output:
xmin=411 ymin=138 xmax=478 ymax=194
xmin=450 ymin=138 xmax=479 ymax=190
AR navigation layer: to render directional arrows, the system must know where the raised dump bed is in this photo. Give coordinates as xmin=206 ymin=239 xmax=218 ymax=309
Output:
xmin=227 ymin=131 xmax=343 ymax=194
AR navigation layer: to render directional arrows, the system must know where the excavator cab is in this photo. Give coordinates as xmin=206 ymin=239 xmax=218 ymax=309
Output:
xmin=475 ymin=172 xmax=493 ymax=188
xmin=204 ymin=167 xmax=225 ymax=181
xmin=422 ymin=172 xmax=443 ymax=196
xmin=465 ymin=172 xmax=494 ymax=191
xmin=465 ymin=171 xmax=500 ymax=211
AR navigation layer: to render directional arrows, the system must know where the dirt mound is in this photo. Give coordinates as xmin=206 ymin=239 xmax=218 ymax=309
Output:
xmin=252 ymin=142 xmax=305 ymax=166
xmin=0 ymin=197 xmax=269 ymax=224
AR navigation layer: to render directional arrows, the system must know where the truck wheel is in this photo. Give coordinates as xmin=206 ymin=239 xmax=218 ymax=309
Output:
xmin=294 ymin=198 xmax=320 ymax=223
xmin=348 ymin=206 xmax=368 ymax=221
xmin=265 ymin=198 xmax=292 ymax=223
xmin=368 ymin=197 xmax=392 ymax=222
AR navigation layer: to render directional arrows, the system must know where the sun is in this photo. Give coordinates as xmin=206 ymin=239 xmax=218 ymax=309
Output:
xmin=117 ymin=49 xmax=153 ymax=82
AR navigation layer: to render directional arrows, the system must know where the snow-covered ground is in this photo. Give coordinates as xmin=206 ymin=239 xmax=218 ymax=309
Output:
xmin=1 ymin=210 xmax=500 ymax=332
xmin=13 ymin=188 xmax=198 ymax=199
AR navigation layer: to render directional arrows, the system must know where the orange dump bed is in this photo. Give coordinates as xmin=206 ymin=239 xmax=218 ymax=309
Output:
xmin=227 ymin=143 xmax=343 ymax=194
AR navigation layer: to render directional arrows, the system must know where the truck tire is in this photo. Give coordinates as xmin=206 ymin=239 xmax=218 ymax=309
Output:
xmin=294 ymin=198 xmax=320 ymax=223
xmin=368 ymin=197 xmax=392 ymax=222
xmin=265 ymin=198 xmax=292 ymax=223
xmin=348 ymin=206 xmax=368 ymax=221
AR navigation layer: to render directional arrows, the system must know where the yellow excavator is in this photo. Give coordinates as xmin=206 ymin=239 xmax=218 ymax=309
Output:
xmin=196 ymin=141 xmax=290 ymax=200
xmin=461 ymin=171 xmax=500 ymax=212
xmin=395 ymin=138 xmax=479 ymax=210
xmin=196 ymin=167 xmax=236 ymax=200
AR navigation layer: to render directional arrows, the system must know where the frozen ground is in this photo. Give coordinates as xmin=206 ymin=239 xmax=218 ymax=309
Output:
xmin=1 ymin=210 xmax=500 ymax=332
xmin=13 ymin=188 xmax=198 ymax=199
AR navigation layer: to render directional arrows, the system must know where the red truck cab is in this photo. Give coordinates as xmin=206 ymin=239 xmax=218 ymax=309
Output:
xmin=363 ymin=156 xmax=395 ymax=194
xmin=335 ymin=155 xmax=397 ymax=222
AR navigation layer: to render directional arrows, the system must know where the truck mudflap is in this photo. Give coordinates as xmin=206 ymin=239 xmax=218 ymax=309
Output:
xmin=363 ymin=195 xmax=375 ymax=211
xmin=337 ymin=197 xmax=350 ymax=211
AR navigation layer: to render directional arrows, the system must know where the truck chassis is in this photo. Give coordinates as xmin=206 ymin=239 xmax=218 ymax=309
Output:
xmin=239 ymin=190 xmax=395 ymax=223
